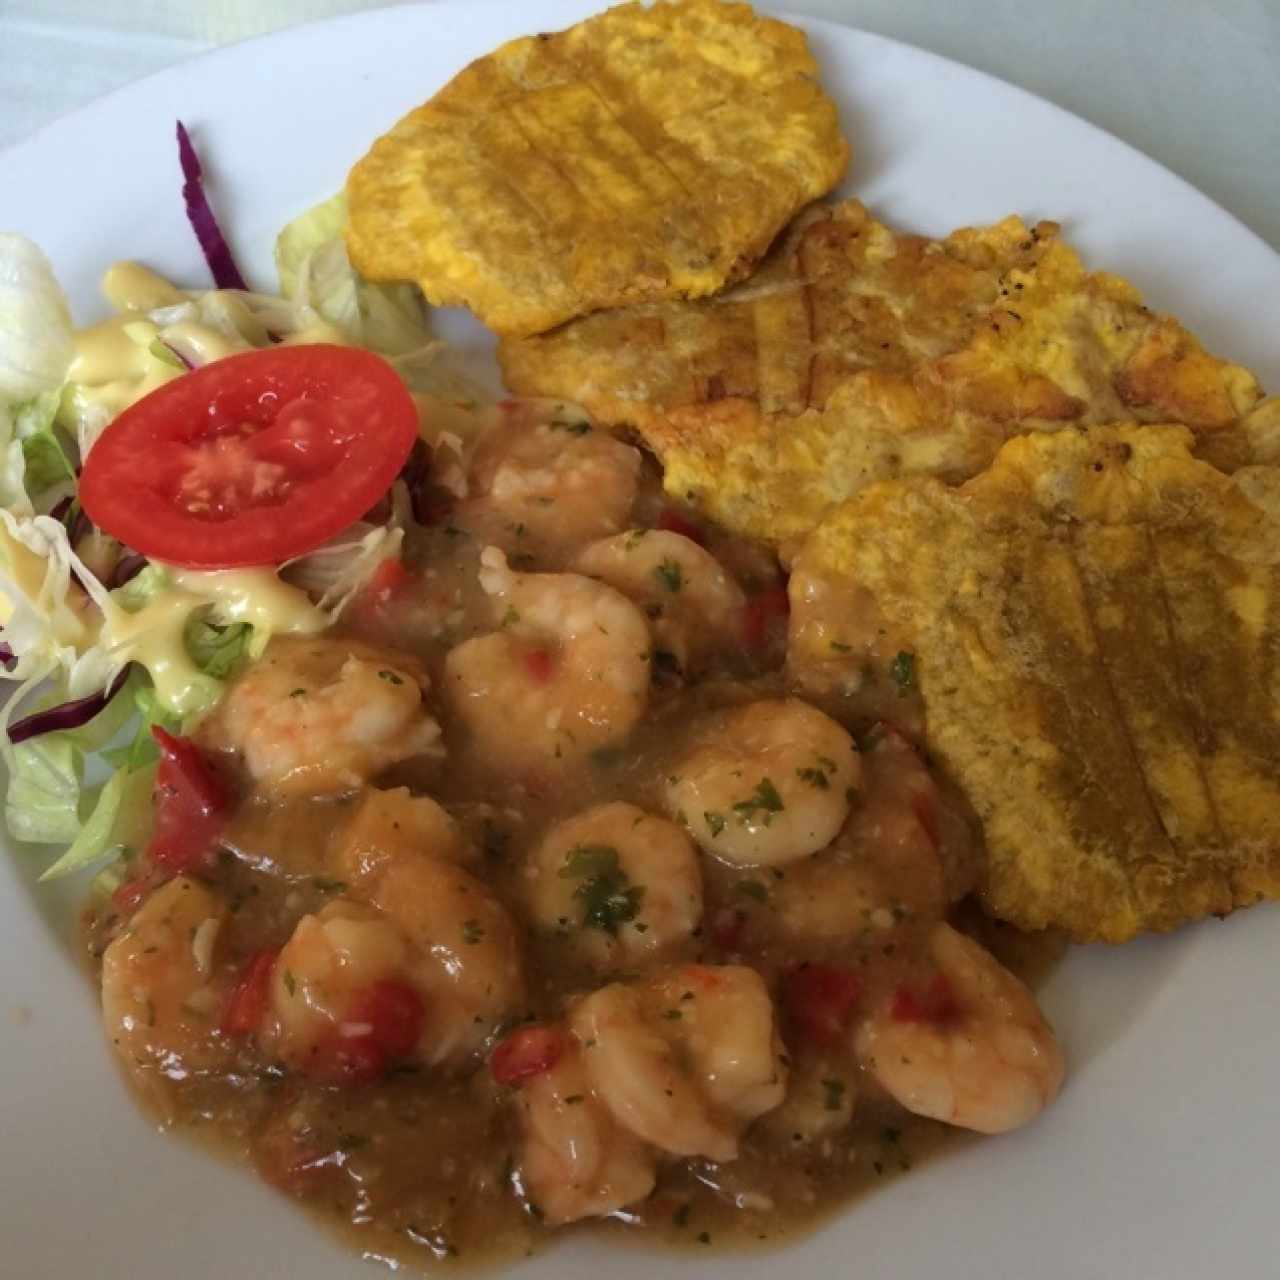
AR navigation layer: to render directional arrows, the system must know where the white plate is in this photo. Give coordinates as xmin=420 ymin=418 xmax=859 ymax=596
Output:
xmin=3 ymin=4 xmax=1280 ymax=1277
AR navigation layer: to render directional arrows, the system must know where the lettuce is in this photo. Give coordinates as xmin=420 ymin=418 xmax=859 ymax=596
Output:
xmin=13 ymin=389 xmax=74 ymax=498
xmin=0 ymin=234 xmax=74 ymax=402
xmin=5 ymin=732 xmax=81 ymax=844
xmin=38 ymin=762 xmax=155 ymax=881
xmin=275 ymin=193 xmax=430 ymax=355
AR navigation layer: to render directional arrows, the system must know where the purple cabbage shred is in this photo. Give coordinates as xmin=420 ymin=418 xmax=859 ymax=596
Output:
xmin=176 ymin=120 xmax=249 ymax=291
xmin=109 ymin=554 xmax=148 ymax=588
xmin=8 ymin=664 xmax=134 ymax=746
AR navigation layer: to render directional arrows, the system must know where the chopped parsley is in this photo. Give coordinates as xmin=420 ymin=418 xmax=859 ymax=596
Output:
xmin=704 ymin=810 xmax=726 ymax=838
xmin=377 ymin=669 xmax=405 ymax=685
xmin=501 ymin=606 xmax=521 ymax=628
xmin=283 ymin=970 xmax=297 ymax=997
xmin=552 ymin=419 xmax=591 ymax=436
xmin=462 ymin=919 xmax=484 ymax=945
xmin=732 ymin=777 xmax=785 ymax=824
xmin=830 ymin=640 xmax=852 ymax=654
xmin=735 ymin=879 xmax=768 ymax=903
xmin=289 ymin=687 xmax=307 ymax=698
xmin=311 ymin=877 xmax=346 ymax=894
xmin=822 ymin=1078 xmax=846 ymax=1111
xmin=796 ymin=766 xmax=829 ymax=789
xmin=889 ymin=650 xmax=916 ymax=696
xmin=654 ymin=558 xmax=684 ymax=593
xmin=558 ymin=844 xmax=645 ymax=935
xmin=663 ymin=1008 xmax=683 ymax=1020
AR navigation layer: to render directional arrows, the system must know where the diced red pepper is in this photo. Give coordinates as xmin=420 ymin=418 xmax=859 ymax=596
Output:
xmin=891 ymin=973 xmax=959 ymax=1025
xmin=110 ymin=869 xmax=169 ymax=918
xmin=783 ymin=963 xmax=862 ymax=1046
xmin=656 ymin=508 xmax=705 ymax=545
xmin=740 ymin=584 xmax=790 ymax=649
xmin=302 ymin=979 xmax=426 ymax=1087
xmin=522 ymin=648 xmax=555 ymax=684
xmin=147 ymin=726 xmax=233 ymax=873
xmin=222 ymin=948 xmax=279 ymax=1037
xmin=365 ymin=556 xmax=413 ymax=605
xmin=491 ymin=1025 xmax=564 ymax=1087
xmin=347 ymin=980 xmax=425 ymax=1061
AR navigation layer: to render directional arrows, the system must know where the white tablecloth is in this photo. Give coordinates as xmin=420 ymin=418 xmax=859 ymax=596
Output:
xmin=2 ymin=0 xmax=1278 ymax=253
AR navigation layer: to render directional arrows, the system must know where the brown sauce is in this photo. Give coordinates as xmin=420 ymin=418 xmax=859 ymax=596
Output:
xmin=82 ymin=417 xmax=1066 ymax=1273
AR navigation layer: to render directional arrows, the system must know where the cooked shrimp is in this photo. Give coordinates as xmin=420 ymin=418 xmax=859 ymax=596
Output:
xmin=264 ymin=898 xmax=413 ymax=1069
xmin=667 ymin=699 xmax=860 ymax=866
xmin=572 ymin=529 xmax=746 ymax=677
xmin=332 ymin=786 xmax=474 ymax=874
xmin=772 ymin=726 xmax=976 ymax=940
xmin=570 ymin=964 xmax=787 ymax=1162
xmin=517 ymin=1038 xmax=657 ymax=1225
xmin=855 ymin=923 xmax=1065 ymax=1135
xmin=101 ymin=877 xmax=231 ymax=1106
xmin=333 ymin=833 xmax=526 ymax=1066
xmin=456 ymin=406 xmax=641 ymax=565
xmin=526 ymin=801 xmax=702 ymax=966
xmin=205 ymin=636 xmax=442 ymax=795
xmin=759 ymin=1054 xmax=857 ymax=1147
xmin=444 ymin=547 xmax=652 ymax=773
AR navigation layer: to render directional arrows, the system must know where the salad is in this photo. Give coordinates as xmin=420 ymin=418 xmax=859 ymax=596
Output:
xmin=0 ymin=123 xmax=472 ymax=890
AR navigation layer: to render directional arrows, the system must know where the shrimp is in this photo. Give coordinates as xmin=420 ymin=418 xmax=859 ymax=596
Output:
xmin=572 ymin=529 xmax=746 ymax=677
xmin=525 ymin=801 xmax=702 ymax=966
xmin=667 ymin=699 xmax=860 ymax=866
xmin=517 ymin=1038 xmax=657 ymax=1225
xmin=205 ymin=635 xmax=442 ymax=795
xmin=332 ymin=825 xmax=526 ymax=1066
xmin=570 ymin=964 xmax=788 ymax=1163
xmin=333 ymin=786 xmax=474 ymax=875
xmin=772 ymin=725 xmax=978 ymax=940
xmin=854 ymin=922 xmax=1065 ymax=1135
xmin=263 ymin=898 xmax=413 ymax=1071
xmin=759 ymin=1054 xmax=857 ymax=1147
xmin=101 ymin=877 xmax=231 ymax=1107
xmin=443 ymin=547 xmax=652 ymax=773
xmin=455 ymin=406 xmax=641 ymax=565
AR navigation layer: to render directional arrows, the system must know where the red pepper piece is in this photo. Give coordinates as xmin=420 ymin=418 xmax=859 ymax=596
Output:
xmin=783 ymin=964 xmax=862 ymax=1046
xmin=656 ymin=508 xmax=705 ymax=544
xmin=491 ymin=1025 xmax=564 ymax=1087
xmin=147 ymin=726 xmax=233 ymax=873
xmin=222 ymin=948 xmax=279 ymax=1037
xmin=891 ymin=973 xmax=959 ymax=1025
xmin=522 ymin=649 xmax=555 ymax=684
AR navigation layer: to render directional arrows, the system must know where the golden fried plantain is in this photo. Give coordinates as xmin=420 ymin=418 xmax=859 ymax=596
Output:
xmin=500 ymin=200 xmax=1272 ymax=548
xmin=789 ymin=424 xmax=1280 ymax=942
xmin=346 ymin=0 xmax=847 ymax=337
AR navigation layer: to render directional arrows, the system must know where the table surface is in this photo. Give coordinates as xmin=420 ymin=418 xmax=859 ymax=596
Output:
xmin=2 ymin=0 xmax=1279 ymax=258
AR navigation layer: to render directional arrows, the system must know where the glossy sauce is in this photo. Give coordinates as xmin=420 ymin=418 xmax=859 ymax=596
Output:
xmin=83 ymin=405 xmax=1064 ymax=1272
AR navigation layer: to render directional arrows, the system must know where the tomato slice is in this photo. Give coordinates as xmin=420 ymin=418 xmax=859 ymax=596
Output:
xmin=79 ymin=344 xmax=418 ymax=568
xmin=147 ymin=726 xmax=233 ymax=872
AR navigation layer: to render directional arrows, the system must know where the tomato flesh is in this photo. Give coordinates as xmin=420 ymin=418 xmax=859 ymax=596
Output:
xmin=147 ymin=726 xmax=233 ymax=872
xmin=80 ymin=344 xmax=418 ymax=567
xmin=491 ymin=1026 xmax=564 ymax=1086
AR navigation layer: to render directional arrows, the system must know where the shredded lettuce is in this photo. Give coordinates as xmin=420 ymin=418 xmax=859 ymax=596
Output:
xmin=275 ymin=193 xmax=431 ymax=355
xmin=184 ymin=614 xmax=253 ymax=680
xmin=13 ymin=389 xmax=74 ymax=499
xmin=6 ymin=732 xmax=81 ymax=844
xmin=38 ymin=761 xmax=155 ymax=881
xmin=0 ymin=234 xmax=74 ymax=402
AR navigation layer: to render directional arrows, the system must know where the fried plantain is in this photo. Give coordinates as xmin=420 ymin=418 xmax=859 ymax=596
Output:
xmin=500 ymin=200 xmax=1273 ymax=548
xmin=346 ymin=0 xmax=847 ymax=337
xmin=789 ymin=423 xmax=1280 ymax=942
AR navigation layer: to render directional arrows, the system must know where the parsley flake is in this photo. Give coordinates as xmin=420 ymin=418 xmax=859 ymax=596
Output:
xmin=822 ymin=1078 xmax=846 ymax=1111
xmin=732 ymin=777 xmax=785 ymax=824
xmin=889 ymin=650 xmax=916 ymax=696
xmin=654 ymin=558 xmax=683 ymax=593
xmin=378 ymin=669 xmax=405 ymax=686
xmin=704 ymin=810 xmax=726 ymax=837
xmin=558 ymin=844 xmax=645 ymax=935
